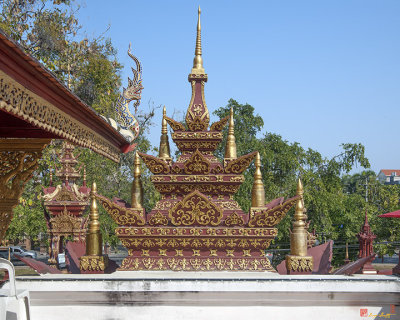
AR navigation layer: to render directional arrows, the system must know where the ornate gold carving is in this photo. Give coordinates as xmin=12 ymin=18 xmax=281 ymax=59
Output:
xmin=50 ymin=207 xmax=84 ymax=233
xmin=285 ymin=255 xmax=313 ymax=273
xmin=248 ymin=196 xmax=299 ymax=228
xmin=79 ymin=255 xmax=108 ymax=272
xmin=169 ymin=190 xmax=223 ymax=226
xmin=0 ymin=71 xmax=121 ymax=162
xmin=148 ymin=211 xmax=169 ymax=226
xmin=210 ymin=115 xmax=229 ymax=131
xmin=138 ymin=152 xmax=170 ymax=174
xmin=224 ymin=212 xmax=245 ymax=227
xmin=0 ymin=138 xmax=49 ymax=241
xmin=165 ymin=116 xmax=186 ymax=131
xmin=184 ymin=149 xmax=211 ymax=174
xmin=96 ymin=194 xmax=145 ymax=226
xmin=224 ymin=151 xmax=257 ymax=174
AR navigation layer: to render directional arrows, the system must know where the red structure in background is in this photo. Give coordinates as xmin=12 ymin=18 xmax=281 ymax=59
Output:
xmin=356 ymin=210 xmax=377 ymax=274
xmin=43 ymin=141 xmax=90 ymax=265
xmin=379 ymin=210 xmax=400 ymax=275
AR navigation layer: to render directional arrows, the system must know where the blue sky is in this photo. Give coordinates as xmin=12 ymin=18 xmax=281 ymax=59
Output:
xmin=77 ymin=1 xmax=400 ymax=173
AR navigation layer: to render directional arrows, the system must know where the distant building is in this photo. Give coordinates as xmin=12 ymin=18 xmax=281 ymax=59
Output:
xmin=377 ymin=169 xmax=400 ymax=185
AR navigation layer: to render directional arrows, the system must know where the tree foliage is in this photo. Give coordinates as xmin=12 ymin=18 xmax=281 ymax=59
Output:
xmin=213 ymin=99 xmax=400 ymax=257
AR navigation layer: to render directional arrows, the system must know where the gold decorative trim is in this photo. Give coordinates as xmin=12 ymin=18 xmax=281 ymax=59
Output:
xmin=248 ymin=197 xmax=298 ymax=228
xmin=224 ymin=152 xmax=257 ymax=174
xmin=285 ymin=255 xmax=313 ymax=273
xmin=80 ymin=255 xmax=108 ymax=272
xmin=96 ymin=194 xmax=145 ymax=226
xmin=138 ymin=152 xmax=170 ymax=174
xmin=224 ymin=212 xmax=245 ymax=227
xmin=0 ymin=70 xmax=121 ymax=162
xmin=164 ymin=116 xmax=186 ymax=131
xmin=120 ymin=256 xmax=274 ymax=271
xmin=210 ymin=115 xmax=229 ymax=131
xmin=148 ymin=211 xmax=169 ymax=226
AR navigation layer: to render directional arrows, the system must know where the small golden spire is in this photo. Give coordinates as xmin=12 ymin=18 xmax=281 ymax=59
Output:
xmin=224 ymin=107 xmax=237 ymax=160
xmin=49 ymin=170 xmax=53 ymax=186
xmin=290 ymin=178 xmax=308 ymax=256
xmin=131 ymin=151 xmax=144 ymax=209
xmin=251 ymin=152 xmax=265 ymax=207
xmin=159 ymin=106 xmax=171 ymax=160
xmin=86 ymin=182 xmax=102 ymax=256
xmin=191 ymin=6 xmax=205 ymax=74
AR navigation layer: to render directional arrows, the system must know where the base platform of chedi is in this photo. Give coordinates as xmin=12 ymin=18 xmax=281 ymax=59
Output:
xmin=96 ymin=8 xmax=298 ymax=272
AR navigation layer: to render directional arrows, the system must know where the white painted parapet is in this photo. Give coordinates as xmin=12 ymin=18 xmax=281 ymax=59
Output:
xmin=5 ymin=272 xmax=400 ymax=320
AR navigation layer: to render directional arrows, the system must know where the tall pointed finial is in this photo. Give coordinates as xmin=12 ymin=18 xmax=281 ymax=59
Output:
xmin=49 ymin=170 xmax=53 ymax=187
xmin=80 ymin=181 xmax=108 ymax=273
xmin=191 ymin=6 xmax=205 ymax=74
xmin=131 ymin=151 xmax=144 ymax=209
xmin=224 ymin=108 xmax=237 ymax=160
xmin=159 ymin=106 xmax=171 ymax=161
xmin=290 ymin=178 xmax=308 ymax=257
xmin=251 ymin=152 xmax=265 ymax=207
xmin=285 ymin=178 xmax=313 ymax=274
xmin=86 ymin=182 xmax=102 ymax=256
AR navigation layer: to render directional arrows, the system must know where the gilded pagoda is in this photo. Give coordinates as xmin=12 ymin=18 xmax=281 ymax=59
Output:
xmin=96 ymin=8 xmax=298 ymax=272
xmin=43 ymin=141 xmax=90 ymax=265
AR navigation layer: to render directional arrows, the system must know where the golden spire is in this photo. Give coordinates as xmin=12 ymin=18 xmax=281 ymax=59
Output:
xmin=251 ymin=152 xmax=265 ymax=207
xmin=131 ymin=151 xmax=144 ymax=209
xmin=159 ymin=106 xmax=171 ymax=161
xmin=86 ymin=182 xmax=102 ymax=256
xmin=290 ymin=178 xmax=308 ymax=256
xmin=224 ymin=107 xmax=237 ymax=160
xmin=191 ymin=6 xmax=205 ymax=74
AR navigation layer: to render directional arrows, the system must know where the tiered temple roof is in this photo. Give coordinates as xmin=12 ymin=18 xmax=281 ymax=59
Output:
xmin=96 ymin=8 xmax=298 ymax=272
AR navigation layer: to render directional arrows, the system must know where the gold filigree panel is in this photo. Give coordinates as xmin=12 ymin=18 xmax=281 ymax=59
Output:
xmin=183 ymin=149 xmax=211 ymax=174
xmin=169 ymin=190 xmax=223 ymax=226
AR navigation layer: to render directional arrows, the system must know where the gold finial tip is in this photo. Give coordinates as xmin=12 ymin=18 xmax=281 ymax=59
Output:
xmin=297 ymin=178 xmax=303 ymax=195
xmin=163 ymin=105 xmax=166 ymax=114
xmin=198 ymin=6 xmax=201 ymax=14
xmin=92 ymin=182 xmax=97 ymax=193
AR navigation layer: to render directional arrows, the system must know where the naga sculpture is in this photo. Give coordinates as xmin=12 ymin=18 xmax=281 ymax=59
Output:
xmin=102 ymin=44 xmax=143 ymax=147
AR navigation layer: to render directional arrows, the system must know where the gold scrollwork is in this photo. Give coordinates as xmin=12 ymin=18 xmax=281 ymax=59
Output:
xmin=164 ymin=116 xmax=186 ymax=131
xmin=248 ymin=196 xmax=298 ymax=228
xmin=148 ymin=211 xmax=169 ymax=226
xmin=210 ymin=115 xmax=229 ymax=131
xmin=138 ymin=152 xmax=170 ymax=174
xmin=169 ymin=190 xmax=223 ymax=226
xmin=96 ymin=194 xmax=145 ymax=226
xmin=224 ymin=212 xmax=245 ymax=227
xmin=224 ymin=151 xmax=257 ymax=174
xmin=184 ymin=149 xmax=211 ymax=174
